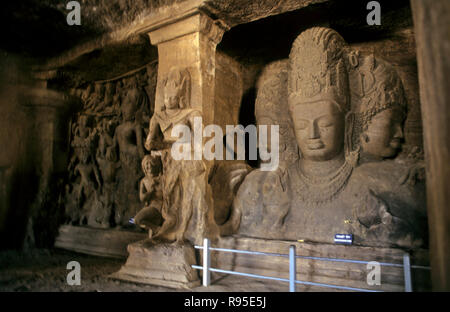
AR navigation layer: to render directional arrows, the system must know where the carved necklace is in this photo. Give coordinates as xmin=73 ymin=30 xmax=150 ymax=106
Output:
xmin=289 ymin=156 xmax=355 ymax=204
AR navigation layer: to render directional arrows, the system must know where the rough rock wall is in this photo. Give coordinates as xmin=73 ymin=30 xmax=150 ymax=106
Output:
xmin=0 ymin=54 xmax=34 ymax=249
xmin=0 ymin=53 xmax=72 ymax=249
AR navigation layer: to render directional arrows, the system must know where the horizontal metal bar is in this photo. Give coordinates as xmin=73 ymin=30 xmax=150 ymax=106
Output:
xmin=194 ymin=246 xmax=289 ymax=258
xmin=294 ymin=280 xmax=382 ymax=292
xmin=295 ymin=255 xmax=403 ymax=267
xmin=192 ymin=265 xmax=290 ymax=283
xmin=411 ymin=265 xmax=431 ymax=270
xmin=192 ymin=265 xmax=382 ymax=292
xmin=194 ymin=246 xmax=430 ymax=270
xmin=296 ymin=255 xmax=430 ymax=270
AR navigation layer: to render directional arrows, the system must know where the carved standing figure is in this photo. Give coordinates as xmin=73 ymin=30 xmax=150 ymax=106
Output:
xmin=81 ymin=84 xmax=93 ymax=107
xmin=111 ymin=77 xmax=146 ymax=226
xmin=69 ymin=115 xmax=97 ymax=173
xmin=73 ymin=148 xmax=102 ymax=224
xmin=113 ymin=85 xmax=145 ymax=175
xmin=102 ymin=82 xmax=116 ymax=115
xmin=133 ymin=154 xmax=163 ymax=235
xmin=112 ymin=80 xmax=123 ymax=115
xmin=145 ymin=68 xmax=206 ymax=243
xmin=85 ymin=83 xmax=105 ymax=114
xmin=96 ymin=120 xmax=121 ymax=229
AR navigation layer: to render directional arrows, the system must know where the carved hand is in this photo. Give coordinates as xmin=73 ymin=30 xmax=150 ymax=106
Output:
xmin=226 ymin=163 xmax=252 ymax=194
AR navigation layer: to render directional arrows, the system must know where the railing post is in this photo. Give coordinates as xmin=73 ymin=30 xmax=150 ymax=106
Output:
xmin=289 ymin=245 xmax=296 ymax=292
xmin=203 ymin=238 xmax=211 ymax=287
xmin=403 ymin=252 xmax=412 ymax=292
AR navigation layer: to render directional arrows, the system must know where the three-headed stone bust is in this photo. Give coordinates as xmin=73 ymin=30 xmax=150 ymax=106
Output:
xmin=223 ymin=27 xmax=426 ymax=249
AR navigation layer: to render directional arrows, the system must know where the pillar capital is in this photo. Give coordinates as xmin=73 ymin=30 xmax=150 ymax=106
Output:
xmin=148 ymin=11 xmax=227 ymax=46
xmin=147 ymin=8 xmax=227 ymax=127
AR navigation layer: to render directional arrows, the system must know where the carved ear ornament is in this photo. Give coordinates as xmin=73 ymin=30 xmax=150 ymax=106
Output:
xmin=348 ymin=50 xmax=360 ymax=68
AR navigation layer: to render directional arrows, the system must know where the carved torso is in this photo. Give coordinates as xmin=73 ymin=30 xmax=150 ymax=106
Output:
xmin=152 ymin=109 xmax=201 ymax=144
xmin=115 ymin=121 xmax=141 ymax=157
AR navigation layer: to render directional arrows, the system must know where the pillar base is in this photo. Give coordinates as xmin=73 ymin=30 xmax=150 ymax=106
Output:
xmin=109 ymin=239 xmax=200 ymax=289
xmin=55 ymin=225 xmax=147 ymax=258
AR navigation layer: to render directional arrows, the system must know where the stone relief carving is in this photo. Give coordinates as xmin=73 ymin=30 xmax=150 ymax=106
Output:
xmin=347 ymin=52 xmax=427 ymax=248
xmin=222 ymin=27 xmax=427 ymax=249
xmin=255 ymin=59 xmax=299 ymax=166
xmin=285 ymin=27 xmax=357 ymax=205
xmin=144 ymin=67 xmax=207 ymax=243
xmin=61 ymin=27 xmax=426 ymax=249
xmin=220 ymin=59 xmax=298 ymax=237
xmin=133 ymin=154 xmax=163 ymax=235
xmin=347 ymin=52 xmax=407 ymax=159
xmin=63 ymin=64 xmax=155 ymax=229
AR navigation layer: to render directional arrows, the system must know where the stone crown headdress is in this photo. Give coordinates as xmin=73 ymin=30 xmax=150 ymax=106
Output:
xmin=350 ymin=54 xmax=407 ymax=131
xmin=288 ymin=27 xmax=349 ymax=113
xmin=255 ymin=59 xmax=299 ymax=163
xmin=161 ymin=67 xmax=191 ymax=110
xmin=255 ymin=59 xmax=289 ymax=120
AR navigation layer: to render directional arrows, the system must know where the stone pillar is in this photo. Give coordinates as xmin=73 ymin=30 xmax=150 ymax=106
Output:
xmin=111 ymin=9 xmax=227 ymax=288
xmin=147 ymin=11 xmax=227 ymax=244
xmin=410 ymin=0 xmax=450 ymax=291
xmin=0 ymin=63 xmax=76 ymax=249
xmin=20 ymin=77 xmax=76 ymax=248
xmin=149 ymin=12 xmax=226 ymax=127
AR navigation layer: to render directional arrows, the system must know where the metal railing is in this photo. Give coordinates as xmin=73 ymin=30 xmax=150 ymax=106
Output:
xmin=191 ymin=238 xmax=431 ymax=292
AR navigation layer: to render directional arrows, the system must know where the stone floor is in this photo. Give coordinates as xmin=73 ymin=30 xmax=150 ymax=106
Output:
xmin=0 ymin=248 xmax=331 ymax=292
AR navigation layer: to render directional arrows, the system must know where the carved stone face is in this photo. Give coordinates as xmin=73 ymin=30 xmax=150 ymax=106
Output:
xmin=122 ymin=104 xmax=133 ymax=121
xmin=164 ymin=78 xmax=181 ymax=110
xmin=360 ymin=107 xmax=404 ymax=158
xmin=142 ymin=156 xmax=161 ymax=176
xmin=291 ymin=100 xmax=345 ymax=161
xmin=143 ymin=159 xmax=152 ymax=176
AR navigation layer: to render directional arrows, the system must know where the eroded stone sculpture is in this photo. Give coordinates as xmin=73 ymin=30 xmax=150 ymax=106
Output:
xmin=347 ymin=52 xmax=427 ymax=247
xmin=72 ymin=147 xmax=102 ymax=225
xmin=145 ymin=67 xmax=208 ymax=243
xmin=63 ymin=66 xmax=155 ymax=229
xmin=223 ymin=27 xmax=427 ymax=249
xmin=347 ymin=52 xmax=407 ymax=159
xmin=220 ymin=59 xmax=299 ymax=237
xmin=133 ymin=154 xmax=163 ymax=235
xmin=95 ymin=119 xmax=121 ymax=228
xmin=85 ymin=83 xmax=105 ymax=114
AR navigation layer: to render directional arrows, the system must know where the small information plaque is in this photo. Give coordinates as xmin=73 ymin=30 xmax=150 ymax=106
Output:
xmin=334 ymin=234 xmax=353 ymax=245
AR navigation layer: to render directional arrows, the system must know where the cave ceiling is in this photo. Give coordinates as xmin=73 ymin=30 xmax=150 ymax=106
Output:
xmin=1 ymin=0 xmax=412 ymax=84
